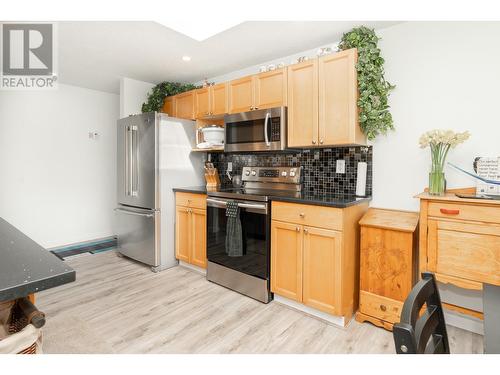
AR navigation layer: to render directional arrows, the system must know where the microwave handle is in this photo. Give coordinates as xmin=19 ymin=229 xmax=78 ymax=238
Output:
xmin=264 ymin=112 xmax=271 ymax=147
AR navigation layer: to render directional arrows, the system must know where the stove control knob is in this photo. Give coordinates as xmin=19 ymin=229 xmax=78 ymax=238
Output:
xmin=290 ymin=171 xmax=296 ymax=177
xmin=251 ymin=170 xmax=257 ymax=176
xmin=281 ymin=171 xmax=287 ymax=177
xmin=245 ymin=170 xmax=251 ymax=176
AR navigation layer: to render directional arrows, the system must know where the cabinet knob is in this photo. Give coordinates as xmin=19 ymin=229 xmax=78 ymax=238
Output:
xmin=312 ymin=140 xmax=317 ymax=145
xmin=299 ymin=213 xmax=305 ymax=218
xmin=254 ymin=106 xmax=259 ymax=110
xmin=304 ymin=228 xmax=309 ymax=234
xmin=296 ymin=227 xmax=300 ymax=232
xmin=380 ymin=304 xmax=387 ymax=312
xmin=320 ymin=139 xmax=324 ymax=144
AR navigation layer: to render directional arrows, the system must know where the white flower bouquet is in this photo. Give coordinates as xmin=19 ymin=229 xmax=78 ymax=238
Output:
xmin=419 ymin=130 xmax=470 ymax=195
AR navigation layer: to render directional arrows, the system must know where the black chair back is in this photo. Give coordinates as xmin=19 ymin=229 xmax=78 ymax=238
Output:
xmin=393 ymin=272 xmax=450 ymax=354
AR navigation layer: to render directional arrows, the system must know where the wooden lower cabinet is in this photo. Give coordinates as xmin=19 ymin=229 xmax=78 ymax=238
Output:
xmin=271 ymin=221 xmax=303 ymax=301
xmin=190 ymin=208 xmax=207 ymax=268
xmin=175 ymin=193 xmax=207 ymax=268
xmin=271 ymin=201 xmax=368 ymax=323
xmin=175 ymin=206 xmax=191 ymax=263
xmin=302 ymin=226 xmax=342 ymax=315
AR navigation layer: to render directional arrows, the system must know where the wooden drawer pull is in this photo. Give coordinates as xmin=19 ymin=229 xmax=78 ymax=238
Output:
xmin=299 ymin=213 xmax=305 ymax=218
xmin=379 ymin=304 xmax=387 ymax=312
xmin=440 ymin=208 xmax=460 ymax=215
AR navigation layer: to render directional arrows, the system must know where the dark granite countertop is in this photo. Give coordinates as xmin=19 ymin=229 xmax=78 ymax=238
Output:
xmin=172 ymin=186 xmax=208 ymax=194
xmin=0 ymin=218 xmax=76 ymax=302
xmin=173 ymin=186 xmax=370 ymax=208
xmin=270 ymin=193 xmax=371 ymax=208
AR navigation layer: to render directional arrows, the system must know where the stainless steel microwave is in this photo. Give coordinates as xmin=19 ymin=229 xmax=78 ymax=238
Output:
xmin=224 ymin=106 xmax=287 ymax=152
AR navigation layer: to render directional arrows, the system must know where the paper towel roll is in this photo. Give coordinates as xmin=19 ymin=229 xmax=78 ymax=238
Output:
xmin=356 ymin=162 xmax=367 ymax=197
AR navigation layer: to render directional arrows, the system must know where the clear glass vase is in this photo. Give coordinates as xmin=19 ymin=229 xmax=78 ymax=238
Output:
xmin=429 ymin=171 xmax=446 ymax=195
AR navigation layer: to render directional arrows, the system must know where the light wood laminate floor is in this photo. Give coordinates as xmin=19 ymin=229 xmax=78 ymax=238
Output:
xmin=38 ymin=251 xmax=484 ymax=354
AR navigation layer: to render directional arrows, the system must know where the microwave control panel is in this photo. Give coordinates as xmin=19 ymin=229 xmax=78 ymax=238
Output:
xmin=270 ymin=117 xmax=281 ymax=142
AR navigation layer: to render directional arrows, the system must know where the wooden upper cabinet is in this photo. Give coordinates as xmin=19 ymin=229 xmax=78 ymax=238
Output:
xmin=319 ymin=48 xmax=364 ymax=145
xmin=162 ymin=96 xmax=176 ymax=117
xmin=228 ymin=76 xmax=254 ymax=114
xmin=271 ymin=220 xmax=303 ymax=302
xmin=211 ymin=83 xmax=227 ymax=116
xmin=195 ymin=88 xmax=210 ymax=118
xmin=175 ymin=91 xmax=195 ymax=120
xmin=254 ymin=68 xmax=287 ymax=110
xmin=302 ymin=226 xmax=342 ymax=315
xmin=287 ymin=59 xmax=318 ymax=148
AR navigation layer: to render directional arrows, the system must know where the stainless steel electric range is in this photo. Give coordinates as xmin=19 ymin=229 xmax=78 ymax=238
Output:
xmin=206 ymin=166 xmax=302 ymax=303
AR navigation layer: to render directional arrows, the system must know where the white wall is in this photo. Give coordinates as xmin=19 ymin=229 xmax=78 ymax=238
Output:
xmin=204 ymin=22 xmax=500 ymax=332
xmin=0 ymin=84 xmax=119 ymax=248
xmin=119 ymin=77 xmax=155 ymax=118
xmin=373 ymin=21 xmax=500 ymax=210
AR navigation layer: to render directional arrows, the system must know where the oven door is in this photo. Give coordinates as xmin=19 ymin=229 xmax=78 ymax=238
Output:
xmin=206 ymin=197 xmax=269 ymax=280
xmin=224 ymin=107 xmax=287 ymax=152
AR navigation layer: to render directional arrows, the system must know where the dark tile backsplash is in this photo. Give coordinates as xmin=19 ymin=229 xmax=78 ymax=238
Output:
xmin=208 ymin=146 xmax=372 ymax=196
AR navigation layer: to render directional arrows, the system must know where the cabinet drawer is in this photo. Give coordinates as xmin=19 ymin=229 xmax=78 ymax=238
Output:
xmin=271 ymin=201 xmax=343 ymax=231
xmin=359 ymin=290 xmax=403 ymax=324
xmin=428 ymin=202 xmax=500 ymax=224
xmin=175 ymin=192 xmax=206 ymax=209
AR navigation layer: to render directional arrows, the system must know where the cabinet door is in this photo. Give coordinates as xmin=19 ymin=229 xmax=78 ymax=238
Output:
xmin=287 ymin=59 xmax=318 ymax=147
xmin=190 ymin=208 xmax=207 ymax=269
xmin=360 ymin=227 xmax=414 ymax=301
xmin=162 ymin=96 xmax=176 ymax=117
xmin=254 ymin=68 xmax=287 ymax=110
xmin=195 ymin=88 xmax=210 ymax=118
xmin=318 ymin=48 xmax=362 ymax=145
xmin=228 ymin=75 xmax=254 ymax=114
xmin=211 ymin=83 xmax=227 ymax=115
xmin=175 ymin=91 xmax=195 ymax=120
xmin=271 ymin=220 xmax=303 ymax=302
xmin=428 ymin=219 xmax=500 ymax=285
xmin=175 ymin=206 xmax=191 ymax=262
xmin=302 ymin=226 xmax=342 ymax=315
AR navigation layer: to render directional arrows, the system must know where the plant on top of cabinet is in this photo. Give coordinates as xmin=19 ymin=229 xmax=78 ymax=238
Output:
xmin=141 ymin=81 xmax=198 ymax=113
xmin=339 ymin=26 xmax=395 ymax=141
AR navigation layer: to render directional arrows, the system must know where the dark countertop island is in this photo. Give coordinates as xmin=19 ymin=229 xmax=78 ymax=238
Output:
xmin=173 ymin=186 xmax=371 ymax=208
xmin=0 ymin=218 xmax=76 ymax=302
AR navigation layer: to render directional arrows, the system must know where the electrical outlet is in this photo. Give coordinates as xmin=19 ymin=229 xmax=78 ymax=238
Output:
xmin=227 ymin=162 xmax=233 ymax=172
xmin=336 ymin=159 xmax=346 ymax=174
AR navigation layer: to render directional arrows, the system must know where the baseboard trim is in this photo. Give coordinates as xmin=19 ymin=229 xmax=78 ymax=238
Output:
xmin=444 ymin=309 xmax=484 ymax=335
xmin=50 ymin=236 xmax=117 ymax=259
xmin=179 ymin=260 xmax=207 ymax=275
xmin=273 ymin=295 xmax=346 ymax=328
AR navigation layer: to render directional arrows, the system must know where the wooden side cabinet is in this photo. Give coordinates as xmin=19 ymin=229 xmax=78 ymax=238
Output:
xmin=175 ymin=192 xmax=207 ymax=269
xmin=356 ymin=208 xmax=419 ymax=331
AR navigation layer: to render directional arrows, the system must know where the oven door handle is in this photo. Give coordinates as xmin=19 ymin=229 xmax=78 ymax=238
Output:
xmin=264 ymin=112 xmax=271 ymax=147
xmin=207 ymin=198 xmax=267 ymax=211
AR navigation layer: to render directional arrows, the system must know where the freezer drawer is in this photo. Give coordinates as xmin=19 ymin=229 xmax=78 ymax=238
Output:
xmin=115 ymin=206 xmax=160 ymax=267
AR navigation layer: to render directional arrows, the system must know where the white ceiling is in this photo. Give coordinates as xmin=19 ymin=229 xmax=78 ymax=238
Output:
xmin=57 ymin=21 xmax=401 ymax=94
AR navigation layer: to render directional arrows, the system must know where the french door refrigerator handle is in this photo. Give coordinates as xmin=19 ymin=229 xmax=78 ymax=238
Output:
xmin=114 ymin=208 xmax=155 ymax=218
xmin=130 ymin=125 xmax=138 ymax=197
xmin=125 ymin=125 xmax=131 ymax=196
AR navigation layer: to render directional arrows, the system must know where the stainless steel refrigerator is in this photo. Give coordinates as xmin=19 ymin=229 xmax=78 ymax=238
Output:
xmin=115 ymin=112 xmax=204 ymax=271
